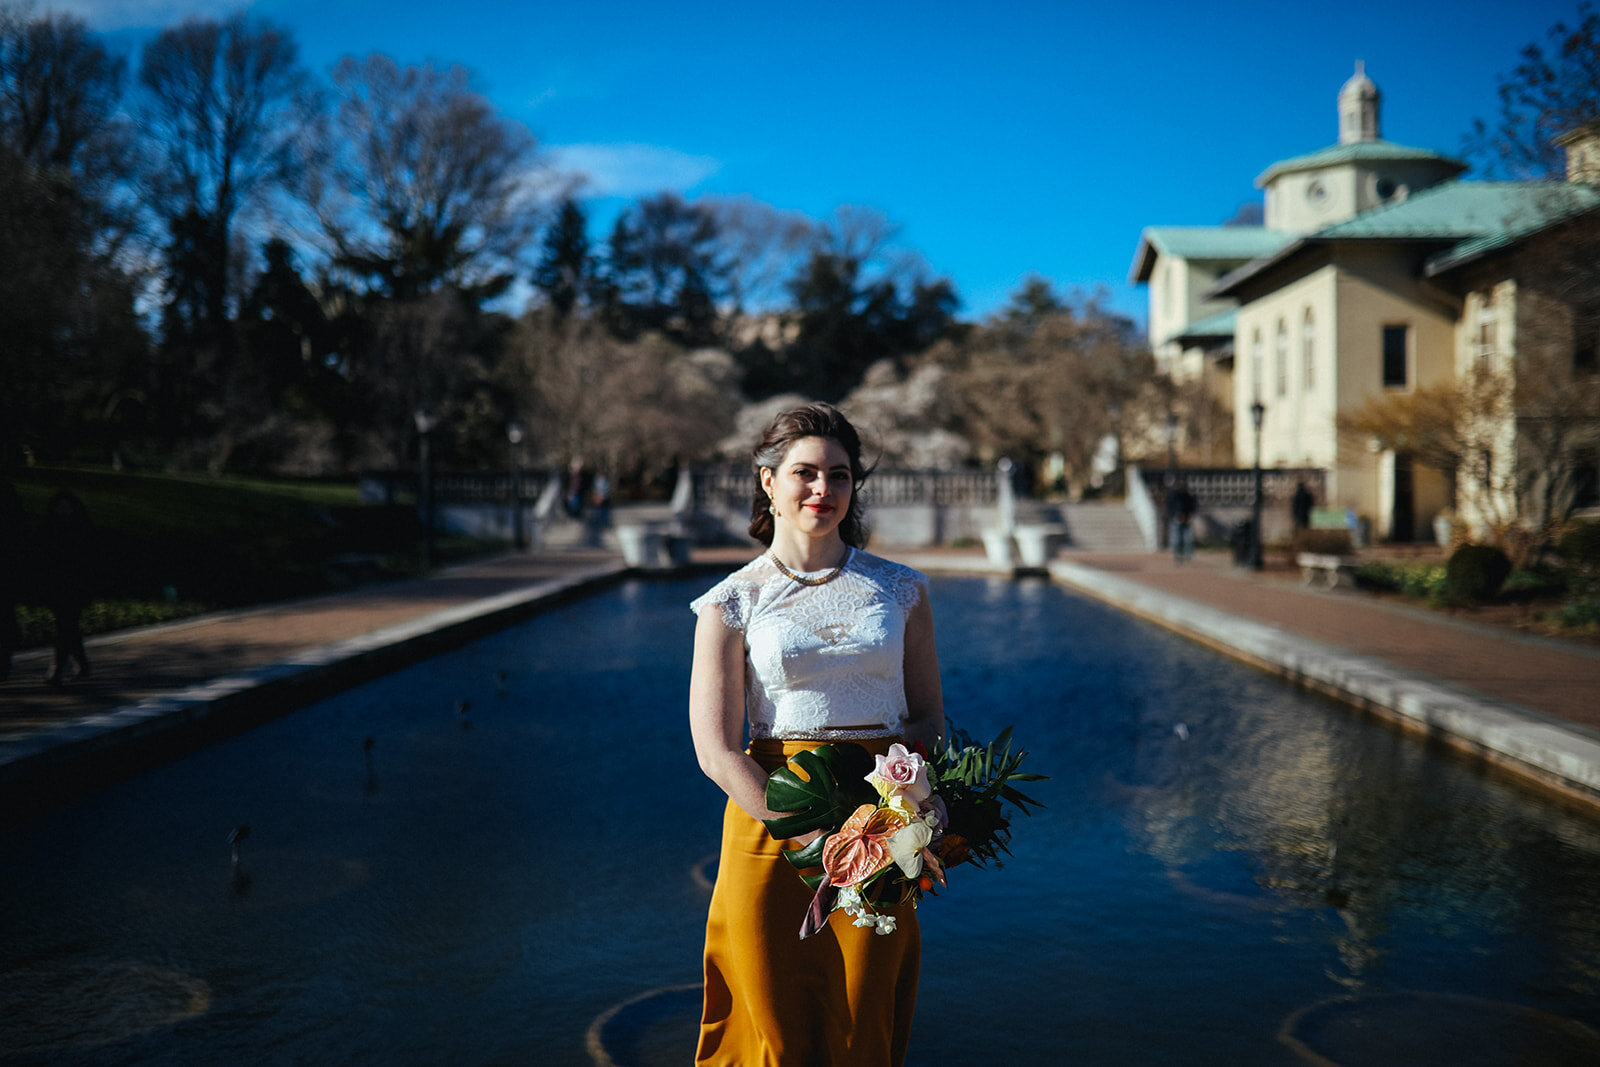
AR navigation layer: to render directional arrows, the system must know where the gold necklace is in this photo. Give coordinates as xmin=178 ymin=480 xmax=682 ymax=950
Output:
xmin=767 ymin=548 xmax=849 ymax=586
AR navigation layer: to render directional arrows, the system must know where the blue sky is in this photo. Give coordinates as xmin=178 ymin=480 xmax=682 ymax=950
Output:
xmin=56 ymin=0 xmax=1586 ymax=324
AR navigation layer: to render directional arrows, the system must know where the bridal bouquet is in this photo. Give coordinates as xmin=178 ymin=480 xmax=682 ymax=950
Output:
xmin=763 ymin=725 xmax=1046 ymax=938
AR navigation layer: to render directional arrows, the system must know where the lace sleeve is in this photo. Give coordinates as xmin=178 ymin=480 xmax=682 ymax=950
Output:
xmin=690 ymin=578 xmax=751 ymax=632
xmin=893 ymin=565 xmax=928 ymax=613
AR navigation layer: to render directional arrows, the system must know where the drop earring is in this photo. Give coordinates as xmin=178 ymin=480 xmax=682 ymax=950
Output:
xmin=768 ymin=498 xmax=777 ymax=516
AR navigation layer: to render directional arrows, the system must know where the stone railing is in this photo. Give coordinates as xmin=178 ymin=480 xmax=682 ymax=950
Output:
xmin=691 ymin=465 xmax=1000 ymax=509
xmin=1137 ymin=466 xmax=1326 ymax=507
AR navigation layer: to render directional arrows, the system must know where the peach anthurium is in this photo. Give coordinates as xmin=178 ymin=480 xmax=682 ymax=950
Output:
xmin=822 ymin=804 xmax=904 ymax=888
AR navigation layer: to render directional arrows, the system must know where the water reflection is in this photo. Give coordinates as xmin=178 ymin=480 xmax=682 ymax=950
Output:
xmin=0 ymin=576 xmax=1597 ymax=1065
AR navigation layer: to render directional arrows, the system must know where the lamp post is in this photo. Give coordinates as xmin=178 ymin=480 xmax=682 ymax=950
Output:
xmin=413 ymin=405 xmax=438 ymax=571
xmin=507 ymin=419 xmax=526 ymax=551
xmin=1250 ymin=399 xmax=1265 ymax=571
xmin=1162 ymin=411 xmax=1178 ymax=549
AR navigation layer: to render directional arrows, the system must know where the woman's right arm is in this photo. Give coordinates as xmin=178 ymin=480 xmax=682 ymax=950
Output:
xmin=689 ymin=609 xmax=787 ymax=825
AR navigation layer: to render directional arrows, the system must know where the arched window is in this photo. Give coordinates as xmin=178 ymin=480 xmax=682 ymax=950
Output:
xmin=1302 ymin=307 xmax=1315 ymax=390
xmin=1251 ymin=328 xmax=1264 ymax=399
xmin=1275 ymin=318 xmax=1288 ymax=397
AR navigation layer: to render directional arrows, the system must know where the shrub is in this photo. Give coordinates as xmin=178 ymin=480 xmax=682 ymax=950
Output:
xmin=1445 ymin=543 xmax=1513 ymax=603
xmin=1555 ymin=595 xmax=1600 ymax=629
xmin=1353 ymin=560 xmax=1449 ymax=603
xmin=1292 ymin=529 xmax=1353 ymax=555
xmin=1556 ymin=521 xmax=1600 ymax=568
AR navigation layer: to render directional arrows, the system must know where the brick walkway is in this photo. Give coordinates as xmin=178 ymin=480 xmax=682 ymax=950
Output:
xmin=1054 ymin=549 xmax=1600 ymax=734
xmin=0 ymin=549 xmax=625 ymax=740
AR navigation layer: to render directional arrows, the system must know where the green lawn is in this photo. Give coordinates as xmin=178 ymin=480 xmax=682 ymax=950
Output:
xmin=7 ymin=465 xmax=503 ymax=648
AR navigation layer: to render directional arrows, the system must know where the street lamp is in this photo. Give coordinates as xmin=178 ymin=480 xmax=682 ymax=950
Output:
xmin=1162 ymin=411 xmax=1179 ymax=549
xmin=413 ymin=405 xmax=438 ymax=571
xmin=507 ymin=419 xmax=526 ymax=551
xmin=1250 ymin=399 xmax=1265 ymax=571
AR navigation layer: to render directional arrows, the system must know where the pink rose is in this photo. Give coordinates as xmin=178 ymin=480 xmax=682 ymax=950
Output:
xmin=866 ymin=743 xmax=931 ymax=806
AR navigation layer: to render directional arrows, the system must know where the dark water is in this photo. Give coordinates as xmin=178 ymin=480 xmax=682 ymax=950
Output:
xmin=2 ymin=575 xmax=1599 ymax=1065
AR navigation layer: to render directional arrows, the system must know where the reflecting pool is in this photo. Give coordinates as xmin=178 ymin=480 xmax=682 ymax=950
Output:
xmin=3 ymin=575 xmax=1599 ymax=1065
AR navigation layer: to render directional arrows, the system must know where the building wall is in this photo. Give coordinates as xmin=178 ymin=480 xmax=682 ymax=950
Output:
xmin=1331 ymin=253 xmax=1456 ymax=537
xmin=1264 ymin=160 xmax=1461 ymax=234
xmin=1233 ymin=265 xmax=1340 ymax=470
xmin=1233 ymin=252 xmax=1457 ymax=538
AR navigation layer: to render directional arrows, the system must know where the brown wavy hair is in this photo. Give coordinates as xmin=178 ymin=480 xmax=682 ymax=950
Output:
xmin=748 ymin=402 xmax=872 ymax=548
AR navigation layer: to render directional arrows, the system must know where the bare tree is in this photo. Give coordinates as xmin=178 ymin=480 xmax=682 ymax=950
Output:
xmin=310 ymin=54 xmax=539 ymax=302
xmin=1469 ymin=1 xmax=1600 ymax=178
xmin=0 ymin=7 xmax=144 ymax=467
xmin=138 ymin=13 xmax=309 ymax=328
xmin=941 ymin=283 xmax=1155 ymax=492
xmin=703 ymin=194 xmax=816 ymax=315
xmin=502 ymin=315 xmax=738 ymax=486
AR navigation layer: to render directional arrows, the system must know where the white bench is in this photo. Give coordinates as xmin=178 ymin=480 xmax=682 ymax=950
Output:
xmin=1296 ymin=552 xmax=1357 ymax=589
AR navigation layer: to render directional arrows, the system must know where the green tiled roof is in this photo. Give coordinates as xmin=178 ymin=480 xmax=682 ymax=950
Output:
xmin=1171 ymin=308 xmax=1236 ymax=343
xmin=1254 ymin=139 xmax=1466 ymax=186
xmin=1424 ymin=183 xmax=1600 ymax=275
xmin=1210 ymin=180 xmax=1600 ymax=298
xmin=1314 ymin=180 xmax=1593 ymax=240
xmin=1142 ymin=226 xmax=1293 ymax=260
xmin=1130 ymin=226 xmax=1294 ymax=282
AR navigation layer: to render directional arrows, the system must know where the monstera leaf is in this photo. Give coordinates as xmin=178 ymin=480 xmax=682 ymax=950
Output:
xmin=763 ymin=742 xmax=877 ymax=846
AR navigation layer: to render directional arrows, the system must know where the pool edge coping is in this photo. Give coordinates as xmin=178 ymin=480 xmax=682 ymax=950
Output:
xmin=1039 ymin=558 xmax=1600 ymax=812
xmin=0 ymin=563 xmax=632 ymax=804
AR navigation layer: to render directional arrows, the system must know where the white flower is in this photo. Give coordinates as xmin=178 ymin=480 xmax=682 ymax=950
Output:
xmin=887 ymin=820 xmax=934 ymax=879
xmin=875 ymin=914 xmax=897 ymax=935
xmin=853 ymin=912 xmax=877 ymax=928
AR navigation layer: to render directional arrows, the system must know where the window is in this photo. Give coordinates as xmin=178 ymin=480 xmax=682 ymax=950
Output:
xmin=1302 ymin=308 xmax=1315 ymax=390
xmin=1251 ymin=328 xmax=1264 ymax=398
xmin=1475 ymin=298 xmax=1497 ymax=372
xmin=1275 ymin=318 xmax=1288 ymax=396
xmin=1382 ymin=324 xmax=1409 ymax=387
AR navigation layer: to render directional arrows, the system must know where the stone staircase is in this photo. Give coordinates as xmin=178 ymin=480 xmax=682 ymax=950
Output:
xmin=1057 ymin=502 xmax=1149 ymax=554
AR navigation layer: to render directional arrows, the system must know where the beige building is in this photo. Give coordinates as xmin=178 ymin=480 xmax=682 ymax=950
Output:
xmin=1134 ymin=63 xmax=1600 ymax=540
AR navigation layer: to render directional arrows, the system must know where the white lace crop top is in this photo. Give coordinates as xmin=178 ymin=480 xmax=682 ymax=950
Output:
xmin=689 ymin=548 xmax=928 ymax=741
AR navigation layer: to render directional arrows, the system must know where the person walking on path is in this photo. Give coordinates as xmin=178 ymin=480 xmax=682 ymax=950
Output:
xmin=1168 ymin=480 xmax=1197 ymax=563
xmin=1292 ymin=480 xmax=1315 ymax=532
xmin=688 ymin=402 xmax=944 ymax=1066
xmin=40 ymin=490 xmax=94 ymax=685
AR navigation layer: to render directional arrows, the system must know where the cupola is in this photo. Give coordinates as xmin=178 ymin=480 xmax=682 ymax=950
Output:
xmin=1338 ymin=61 xmax=1380 ymax=145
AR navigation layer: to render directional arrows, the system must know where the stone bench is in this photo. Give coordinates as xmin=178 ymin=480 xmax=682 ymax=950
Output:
xmin=1296 ymin=551 xmax=1358 ymax=589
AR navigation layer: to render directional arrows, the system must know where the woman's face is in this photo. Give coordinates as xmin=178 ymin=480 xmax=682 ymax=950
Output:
xmin=762 ymin=435 xmax=854 ymax=539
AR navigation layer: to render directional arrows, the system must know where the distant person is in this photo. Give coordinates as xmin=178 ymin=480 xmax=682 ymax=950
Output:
xmin=0 ymin=480 xmax=25 ymax=682
xmin=1168 ymin=480 xmax=1196 ymax=563
xmin=564 ymin=458 xmax=587 ymax=520
xmin=40 ymin=490 xmax=93 ymax=685
xmin=1292 ymin=480 xmax=1315 ymax=531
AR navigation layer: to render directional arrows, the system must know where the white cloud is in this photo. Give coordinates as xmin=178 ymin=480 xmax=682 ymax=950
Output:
xmin=41 ymin=0 xmax=240 ymax=31
xmin=544 ymin=142 xmax=720 ymax=200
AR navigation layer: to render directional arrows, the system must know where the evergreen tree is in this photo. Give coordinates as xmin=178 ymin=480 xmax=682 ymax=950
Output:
xmin=531 ymin=198 xmax=590 ymax=318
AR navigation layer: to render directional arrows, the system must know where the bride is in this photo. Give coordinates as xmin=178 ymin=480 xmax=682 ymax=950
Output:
xmin=689 ymin=402 xmax=944 ymax=1066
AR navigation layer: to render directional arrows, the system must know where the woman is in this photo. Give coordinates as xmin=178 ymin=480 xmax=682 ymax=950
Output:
xmin=689 ymin=402 xmax=944 ymax=1066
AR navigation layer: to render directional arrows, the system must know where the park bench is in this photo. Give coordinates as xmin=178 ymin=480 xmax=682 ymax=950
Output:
xmin=1296 ymin=551 xmax=1357 ymax=589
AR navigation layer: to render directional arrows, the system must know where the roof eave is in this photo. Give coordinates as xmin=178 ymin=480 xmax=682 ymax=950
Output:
xmin=1205 ymin=238 xmax=1311 ymax=299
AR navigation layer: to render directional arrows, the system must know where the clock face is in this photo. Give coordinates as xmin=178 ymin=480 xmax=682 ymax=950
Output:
xmin=1306 ymin=180 xmax=1328 ymax=206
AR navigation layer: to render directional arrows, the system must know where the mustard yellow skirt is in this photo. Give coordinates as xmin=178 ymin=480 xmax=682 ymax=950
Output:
xmin=696 ymin=737 xmax=920 ymax=1067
